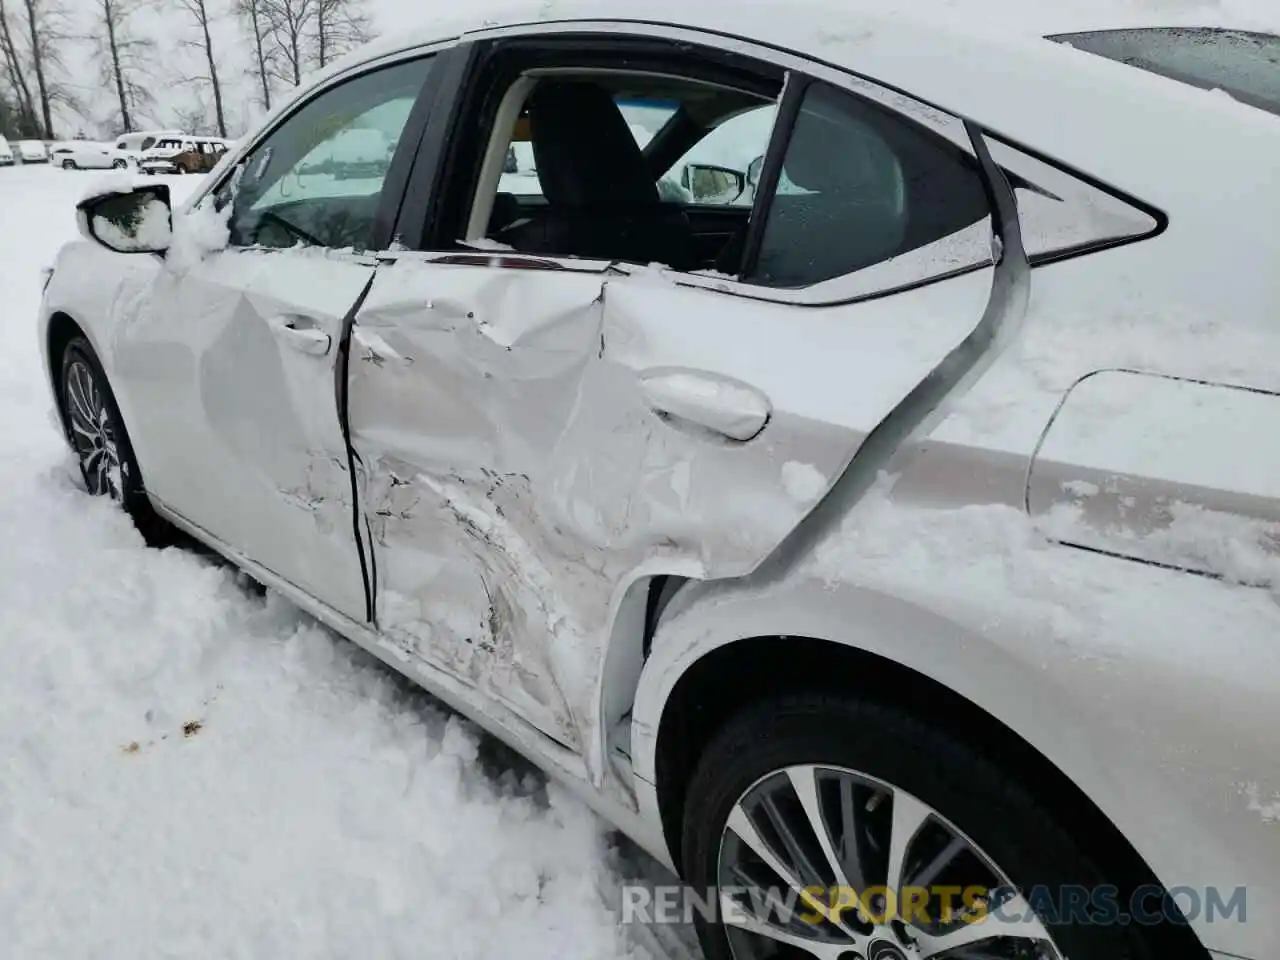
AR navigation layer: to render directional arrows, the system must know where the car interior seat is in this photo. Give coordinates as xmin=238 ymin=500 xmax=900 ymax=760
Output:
xmin=496 ymin=80 xmax=696 ymax=270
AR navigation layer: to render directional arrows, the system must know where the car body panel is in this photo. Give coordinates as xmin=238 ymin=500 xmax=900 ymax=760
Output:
xmin=36 ymin=10 xmax=1280 ymax=959
xmin=632 ymin=552 xmax=1280 ymax=956
xmin=1028 ymin=370 xmax=1280 ymax=578
xmin=109 ymin=247 xmax=374 ymax=620
xmin=350 ymin=251 xmax=994 ymax=751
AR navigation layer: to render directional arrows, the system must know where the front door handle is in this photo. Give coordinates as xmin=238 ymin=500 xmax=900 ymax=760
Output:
xmin=267 ymin=314 xmax=331 ymax=356
xmin=638 ymin=368 xmax=771 ymax=441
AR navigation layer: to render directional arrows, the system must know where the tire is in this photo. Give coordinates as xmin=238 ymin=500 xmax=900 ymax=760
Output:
xmin=112 ymin=159 xmax=127 ymax=170
xmin=681 ymin=694 xmax=1170 ymax=960
xmin=61 ymin=158 xmax=76 ymax=170
xmin=60 ymin=336 xmax=173 ymax=545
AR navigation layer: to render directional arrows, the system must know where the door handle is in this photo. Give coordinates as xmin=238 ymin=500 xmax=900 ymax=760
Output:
xmin=267 ymin=314 xmax=331 ymax=356
xmin=638 ymin=368 xmax=771 ymax=441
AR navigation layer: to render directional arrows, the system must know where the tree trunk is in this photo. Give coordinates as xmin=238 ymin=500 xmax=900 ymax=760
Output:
xmin=0 ymin=2 xmax=38 ymax=134
xmin=102 ymin=0 xmax=130 ymax=131
xmin=197 ymin=0 xmax=226 ymax=136
xmin=316 ymin=6 xmax=325 ymax=68
xmin=20 ymin=0 xmax=52 ymax=139
xmin=248 ymin=1 xmax=270 ymax=110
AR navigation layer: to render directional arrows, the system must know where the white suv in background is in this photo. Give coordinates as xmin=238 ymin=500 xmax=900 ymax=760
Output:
xmin=50 ymin=141 xmax=128 ymax=171
xmin=0 ymin=136 xmax=14 ymax=166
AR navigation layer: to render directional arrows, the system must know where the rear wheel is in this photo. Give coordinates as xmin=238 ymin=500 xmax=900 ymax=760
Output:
xmin=60 ymin=336 xmax=173 ymax=544
xmin=682 ymin=694 xmax=1165 ymax=960
xmin=112 ymin=159 xmax=127 ymax=170
xmin=61 ymin=158 xmax=76 ymax=170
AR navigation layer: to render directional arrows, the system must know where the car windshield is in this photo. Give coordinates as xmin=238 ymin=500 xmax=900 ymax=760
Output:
xmin=1052 ymin=27 xmax=1280 ymax=117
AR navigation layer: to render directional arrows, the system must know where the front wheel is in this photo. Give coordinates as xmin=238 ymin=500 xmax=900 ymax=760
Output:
xmin=112 ymin=159 xmax=127 ymax=170
xmin=682 ymin=694 xmax=1163 ymax=960
xmin=61 ymin=158 xmax=76 ymax=170
xmin=60 ymin=336 xmax=172 ymax=544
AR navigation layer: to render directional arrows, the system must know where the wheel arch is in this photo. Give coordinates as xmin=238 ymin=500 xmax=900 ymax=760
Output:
xmin=633 ymin=581 xmax=1210 ymax=958
xmin=46 ymin=310 xmax=91 ymax=437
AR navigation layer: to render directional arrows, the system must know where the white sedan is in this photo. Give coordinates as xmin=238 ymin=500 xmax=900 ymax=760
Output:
xmin=14 ymin=139 xmax=49 ymax=163
xmin=36 ymin=5 xmax=1280 ymax=960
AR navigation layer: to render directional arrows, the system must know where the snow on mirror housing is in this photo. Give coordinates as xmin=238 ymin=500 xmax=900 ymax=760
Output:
xmin=76 ymin=184 xmax=172 ymax=255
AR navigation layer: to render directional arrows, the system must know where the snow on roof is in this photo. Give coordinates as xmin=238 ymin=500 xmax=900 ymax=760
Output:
xmin=368 ymin=0 xmax=1277 ymax=62
xmin=253 ymin=0 xmax=1275 ymax=221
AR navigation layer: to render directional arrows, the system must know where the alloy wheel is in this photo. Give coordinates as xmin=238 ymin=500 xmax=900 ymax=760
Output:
xmin=717 ymin=765 xmax=1065 ymax=960
xmin=64 ymin=358 xmax=123 ymax=500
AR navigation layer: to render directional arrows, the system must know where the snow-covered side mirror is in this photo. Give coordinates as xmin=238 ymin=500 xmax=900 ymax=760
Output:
xmin=76 ymin=184 xmax=172 ymax=255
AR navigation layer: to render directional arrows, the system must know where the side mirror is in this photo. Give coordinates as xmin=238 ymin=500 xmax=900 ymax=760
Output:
xmin=76 ymin=184 xmax=172 ymax=254
xmin=685 ymin=163 xmax=748 ymax=203
xmin=747 ymin=155 xmax=764 ymax=188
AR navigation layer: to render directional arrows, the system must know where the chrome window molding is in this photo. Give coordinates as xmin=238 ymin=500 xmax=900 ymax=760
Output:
xmin=436 ymin=18 xmax=997 ymax=306
xmin=981 ymin=133 xmax=1165 ymax=265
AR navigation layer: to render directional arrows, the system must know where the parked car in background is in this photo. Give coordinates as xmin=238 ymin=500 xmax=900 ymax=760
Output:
xmin=38 ymin=9 xmax=1280 ymax=960
xmin=139 ymin=136 xmax=229 ymax=175
xmin=113 ymin=130 xmax=186 ymax=167
xmin=0 ymin=136 xmax=13 ymax=166
xmin=50 ymin=141 xmax=128 ymax=171
xmin=296 ymin=127 xmax=395 ymax=180
xmin=167 ymin=138 xmax=231 ymax=175
xmin=15 ymin=140 xmax=49 ymax=163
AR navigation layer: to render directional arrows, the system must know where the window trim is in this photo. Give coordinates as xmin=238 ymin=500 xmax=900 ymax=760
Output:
xmin=404 ymin=31 xmax=786 ymax=256
xmin=738 ymin=71 xmax=808 ymax=279
xmin=980 ymin=129 xmax=1167 ymax=268
xmin=392 ymin=21 xmax=998 ymax=306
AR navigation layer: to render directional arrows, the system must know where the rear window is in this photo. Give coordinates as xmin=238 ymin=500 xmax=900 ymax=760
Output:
xmin=1052 ymin=27 xmax=1280 ymax=117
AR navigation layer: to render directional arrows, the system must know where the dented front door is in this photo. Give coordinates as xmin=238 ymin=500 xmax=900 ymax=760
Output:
xmin=121 ymin=249 xmax=375 ymax=622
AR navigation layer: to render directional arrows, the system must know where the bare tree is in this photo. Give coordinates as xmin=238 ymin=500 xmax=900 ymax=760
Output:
xmin=236 ymin=0 xmax=273 ymax=111
xmin=261 ymin=0 xmax=313 ymax=87
xmin=0 ymin=0 xmax=38 ymax=135
xmin=18 ymin=0 xmax=69 ymax=138
xmin=91 ymin=0 xmax=154 ymax=133
xmin=170 ymin=99 xmax=211 ymax=135
xmin=314 ymin=0 xmax=371 ymax=69
xmin=173 ymin=0 xmax=226 ymax=136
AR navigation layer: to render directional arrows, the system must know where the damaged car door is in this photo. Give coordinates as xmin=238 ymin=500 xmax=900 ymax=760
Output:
xmin=114 ymin=55 xmax=438 ymax=622
xmin=349 ymin=259 xmax=612 ymax=744
xmin=347 ymin=46 xmax=1007 ymax=751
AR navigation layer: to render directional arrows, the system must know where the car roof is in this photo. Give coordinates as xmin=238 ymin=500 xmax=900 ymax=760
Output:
xmin=345 ymin=1 xmax=1273 ymax=120
xmin=366 ymin=0 xmax=1273 ymax=65
xmin=238 ymin=0 xmax=1273 ymax=219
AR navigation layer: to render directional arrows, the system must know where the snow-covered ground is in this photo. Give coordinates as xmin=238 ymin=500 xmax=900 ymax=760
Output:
xmin=0 ymin=165 xmax=662 ymax=958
